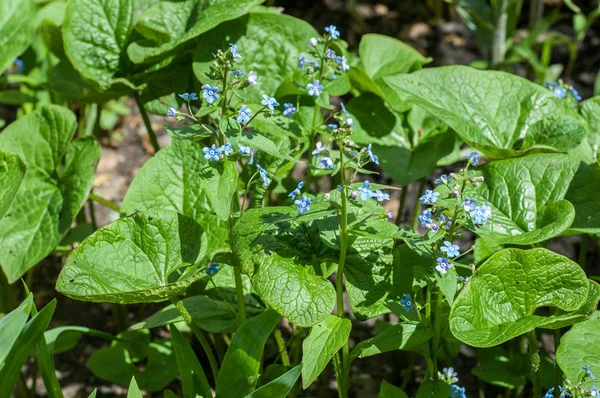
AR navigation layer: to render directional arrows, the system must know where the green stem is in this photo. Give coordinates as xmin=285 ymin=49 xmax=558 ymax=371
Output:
xmin=528 ymin=330 xmax=540 ymax=397
xmin=88 ymin=198 xmax=97 ymax=231
xmin=491 ymin=0 xmax=508 ymax=66
xmin=228 ymin=187 xmax=246 ymax=325
xmin=134 ymin=94 xmax=160 ymax=154
xmin=89 ymin=192 xmax=121 ymax=212
xmin=411 ymin=178 xmax=426 ymax=230
xmin=171 ymin=295 xmax=219 ymax=382
xmin=431 ymin=288 xmax=443 ymax=377
xmin=553 ymin=328 xmax=562 ymax=394
xmin=395 ymin=185 xmax=408 ymax=226
xmin=273 ymin=329 xmax=290 ymax=367
xmin=578 ymin=235 xmax=589 ymax=270
xmin=83 ymin=103 xmax=98 ymax=137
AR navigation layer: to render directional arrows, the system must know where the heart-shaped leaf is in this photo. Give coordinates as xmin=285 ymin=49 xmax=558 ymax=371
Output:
xmin=450 ymin=248 xmax=589 ymax=347
xmin=556 ymin=317 xmax=600 ymax=391
xmin=0 ymin=106 xmax=101 ymax=283
xmin=233 ymin=207 xmax=337 ymax=327
xmin=0 ymin=0 xmax=37 ymax=73
xmin=128 ymin=0 xmax=264 ymax=64
xmin=56 ymin=210 xmax=208 ymax=304
xmin=0 ymin=150 xmax=25 ymax=219
xmin=384 ymin=66 xmax=588 ymax=158
xmin=121 ymin=140 xmax=232 ymax=255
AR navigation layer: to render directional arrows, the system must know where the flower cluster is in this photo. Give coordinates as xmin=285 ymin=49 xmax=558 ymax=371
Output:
xmin=312 ymin=141 xmax=334 ymax=170
xmin=546 ymin=80 xmax=582 ymax=102
xmin=543 ymin=364 xmax=598 ymax=397
xmin=206 ymin=262 xmax=219 ymax=276
xmin=289 ymin=181 xmax=309 ymax=214
xmin=436 ymin=366 xmax=466 ymax=397
xmin=351 ymin=181 xmax=390 ymax=202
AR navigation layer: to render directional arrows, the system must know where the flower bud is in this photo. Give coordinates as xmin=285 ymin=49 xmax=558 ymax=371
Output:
xmin=387 ymin=211 xmax=393 ymax=219
xmin=347 ymin=140 xmax=354 ymax=147
xmin=351 ymin=191 xmax=358 ymax=199
xmin=452 ymin=190 xmax=459 ymax=197
xmin=324 ymin=193 xmax=331 ymax=200
xmin=478 ymin=176 xmax=485 ymax=182
xmin=471 ymin=178 xmax=478 ymax=183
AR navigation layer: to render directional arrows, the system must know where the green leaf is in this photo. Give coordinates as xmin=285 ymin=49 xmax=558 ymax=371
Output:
xmin=246 ymin=365 xmax=302 ymax=398
xmin=571 ymin=97 xmax=600 ymax=164
xmin=450 ymin=248 xmax=589 ymax=347
xmin=0 ymin=295 xmax=33 ymax=366
xmin=0 ymin=106 xmax=101 ymax=283
xmin=0 ymin=150 xmax=25 ymax=219
xmin=416 ymin=380 xmax=451 ymax=398
xmin=460 ymin=153 xmax=579 ymax=245
xmin=169 ymin=324 xmax=212 ymax=398
xmin=239 ymin=130 xmax=300 ymax=164
xmin=216 ymin=310 xmax=280 ymax=398
xmin=0 ymin=0 xmax=37 ymax=73
xmin=350 ymin=322 xmax=433 ymax=361
xmin=88 ymin=330 xmax=178 ymax=392
xmin=378 ymin=380 xmax=409 ymax=398
xmin=121 ymin=140 xmax=229 ymax=256
xmin=384 ymin=66 xmax=588 ymax=158
xmin=472 ymin=348 xmax=527 ymax=388
xmin=63 ymin=0 xmax=135 ymax=89
xmin=556 ymin=317 xmax=600 ymax=391
xmin=44 ymin=326 xmax=116 ymax=356
xmin=128 ymin=0 xmax=265 ymax=64
xmin=436 ymin=268 xmax=458 ymax=307
xmin=301 ymin=315 xmax=351 ymax=388
xmin=127 ymin=377 xmax=143 ymax=398
xmin=164 ymin=124 xmax=213 ymax=141
xmin=233 ymin=207 xmax=336 ymax=327
xmin=0 ymin=90 xmax=37 ymax=105
xmin=0 ymin=299 xmax=56 ymax=398
xmin=356 ymin=34 xmax=431 ymax=111
xmin=56 ymin=210 xmax=208 ymax=304
xmin=565 ymin=162 xmax=600 ymax=234
xmin=192 ymin=10 xmax=317 ymax=104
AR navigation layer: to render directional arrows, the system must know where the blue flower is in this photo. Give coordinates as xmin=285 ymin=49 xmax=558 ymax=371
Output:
xmin=441 ymin=241 xmax=460 ymax=258
xmin=257 ymin=164 xmax=271 ymax=186
xmin=14 ymin=58 xmax=24 ymax=74
xmin=400 ymin=293 xmax=414 ymax=312
xmin=168 ymin=105 xmax=177 ymax=118
xmin=345 ymin=117 xmax=355 ymax=127
xmin=320 ymin=157 xmax=334 ymax=169
xmin=202 ymin=144 xmax=221 ymax=161
xmin=230 ymin=70 xmax=245 ymax=78
xmin=374 ymin=190 xmax=389 ymax=201
xmin=307 ymin=80 xmax=324 ymax=96
xmin=470 ymin=203 xmax=491 ymax=225
xmin=591 ymin=386 xmax=599 ymax=397
xmin=419 ymin=189 xmax=439 ymax=204
xmin=559 ymin=386 xmax=572 ymax=397
xmin=206 ymin=262 xmax=219 ymax=276
xmin=308 ymin=37 xmax=319 ymax=47
xmin=543 ymin=388 xmax=554 ymax=398
xmin=179 ymin=92 xmax=198 ymax=101
xmin=450 ymin=384 xmax=466 ymax=398
xmin=312 ymin=141 xmax=327 ymax=157
xmin=438 ymin=367 xmax=459 ymax=384
xmin=261 ymin=94 xmax=279 ymax=112
xmin=247 ymin=71 xmax=257 ymax=86
xmin=546 ymin=82 xmax=567 ymax=99
xmin=298 ymin=56 xmax=306 ymax=70
xmin=237 ymin=105 xmax=252 ymax=124
xmin=366 ymin=144 xmax=379 ymax=164
xmin=239 ymin=145 xmax=254 ymax=164
xmin=283 ymin=103 xmax=297 ymax=118
xmin=358 ymin=180 xmax=373 ymax=200
xmin=335 ymin=56 xmax=350 ymax=72
xmin=324 ymin=25 xmax=340 ymax=39
xmin=418 ymin=209 xmax=432 ymax=227
xmin=340 ymin=102 xmax=349 ymax=115
xmin=462 ymin=197 xmax=476 ymax=211
xmin=230 ymin=43 xmax=241 ymax=60
xmin=222 ymin=142 xmax=233 ymax=156
xmin=326 ymin=48 xmax=336 ymax=59
xmin=202 ymin=84 xmax=220 ymax=104
xmin=436 ymin=257 xmax=451 ymax=275
xmin=584 ymin=364 xmax=597 ymax=380
xmin=294 ymin=195 xmax=311 ymax=214
xmin=570 ymin=86 xmax=582 ymax=101
xmin=288 ymin=181 xmax=305 ymax=200
xmin=435 ymin=174 xmax=451 ymax=186
xmin=466 ymin=151 xmax=480 ymax=166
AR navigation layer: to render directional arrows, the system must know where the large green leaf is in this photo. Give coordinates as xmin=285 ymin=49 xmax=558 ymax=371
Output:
xmin=570 ymin=97 xmax=600 ymax=163
xmin=301 ymin=315 xmax=351 ymax=388
xmin=0 ymin=295 xmax=33 ymax=366
xmin=450 ymin=248 xmax=589 ymax=347
xmin=232 ymin=207 xmax=337 ymax=327
xmin=121 ymin=140 xmax=230 ymax=256
xmin=0 ymin=150 xmax=25 ymax=219
xmin=193 ymin=10 xmax=318 ymax=104
xmin=0 ymin=0 xmax=37 ymax=73
xmin=0 ymin=299 xmax=56 ymax=398
xmin=353 ymin=33 xmax=430 ymax=111
xmin=556 ymin=317 xmax=600 ymax=391
xmin=459 ymin=153 xmax=578 ymax=245
xmin=565 ymin=162 xmax=600 ymax=234
xmin=384 ymin=66 xmax=588 ymax=158
xmin=63 ymin=0 xmax=135 ymax=89
xmin=169 ymin=324 xmax=212 ymax=398
xmin=350 ymin=323 xmax=433 ymax=361
xmin=215 ymin=310 xmax=280 ymax=398
xmin=246 ymin=365 xmax=302 ymax=398
xmin=0 ymin=106 xmax=101 ymax=283
xmin=56 ymin=210 xmax=209 ymax=303
xmin=378 ymin=380 xmax=409 ymax=398
xmin=128 ymin=0 xmax=265 ymax=64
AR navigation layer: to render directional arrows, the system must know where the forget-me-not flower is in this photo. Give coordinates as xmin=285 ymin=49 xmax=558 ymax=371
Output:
xmin=366 ymin=144 xmax=379 ymax=164
xmin=179 ymin=92 xmax=198 ymax=101
xmin=202 ymin=144 xmax=221 ymax=161
xmin=288 ymin=181 xmax=305 ymax=200
xmin=206 ymin=262 xmax=219 ymax=276
xmin=326 ymin=48 xmax=336 ymax=59
xmin=335 ymin=55 xmax=350 ymax=72
xmin=400 ymin=293 xmax=414 ymax=312
xmin=559 ymin=386 xmax=572 ymax=397
xmin=570 ymin=86 xmax=582 ymax=101
xmin=324 ymin=25 xmax=340 ymax=39
xmin=221 ymin=142 xmax=233 ymax=156
xmin=298 ymin=56 xmax=306 ymax=70
xmin=543 ymin=388 xmax=555 ymax=398
xmin=283 ymin=103 xmax=297 ymax=118
xmin=419 ymin=189 xmax=439 ymax=204
xmin=307 ymin=80 xmax=324 ymax=96
xmin=312 ymin=141 xmax=327 ymax=157
xmin=308 ymin=37 xmax=319 ymax=47
xmin=294 ymin=195 xmax=311 ymax=214
xmin=168 ymin=105 xmax=177 ymax=118
xmin=358 ymin=180 xmax=373 ymax=200
xmin=441 ymin=241 xmax=460 ymax=258
xmin=418 ymin=209 xmax=432 ymax=227
xmin=237 ymin=105 xmax=252 ymax=124
xmin=261 ymin=94 xmax=279 ymax=112
xmin=466 ymin=151 xmax=480 ymax=166
xmin=230 ymin=43 xmax=241 ymax=61
xmin=450 ymin=384 xmax=466 ymax=398
xmin=471 ymin=203 xmax=491 ymax=225
xmin=239 ymin=145 xmax=254 ymax=165
xmin=202 ymin=85 xmax=220 ymax=104
xmin=230 ymin=70 xmax=245 ymax=78
xmin=436 ymin=257 xmax=451 ymax=275
xmin=320 ymin=157 xmax=334 ymax=169
xmin=257 ymin=164 xmax=271 ymax=186
xmin=584 ymin=364 xmax=597 ymax=380
xmin=438 ymin=367 xmax=459 ymax=384
xmin=374 ymin=190 xmax=389 ymax=201
xmin=247 ymin=71 xmax=257 ymax=86
xmin=463 ymin=198 xmax=476 ymax=211
xmin=435 ymin=174 xmax=451 ymax=186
